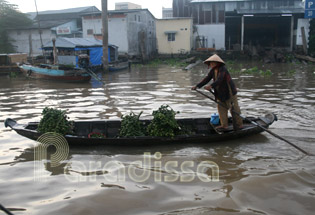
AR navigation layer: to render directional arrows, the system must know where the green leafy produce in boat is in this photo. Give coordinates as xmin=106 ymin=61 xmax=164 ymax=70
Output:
xmin=147 ymin=105 xmax=183 ymax=137
xmin=119 ymin=111 xmax=145 ymax=137
xmin=37 ymin=107 xmax=73 ymax=135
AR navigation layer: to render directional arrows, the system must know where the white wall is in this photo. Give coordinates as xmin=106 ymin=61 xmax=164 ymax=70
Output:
xmin=82 ymin=15 xmax=129 ymax=54
xmin=296 ymin=19 xmax=310 ymax=47
xmin=52 ymin=20 xmax=78 ymax=34
xmin=8 ymin=29 xmax=54 ymax=56
xmin=109 ymin=17 xmax=128 ymax=54
xmin=82 ymin=18 xmax=102 ymax=38
xmin=82 ymin=10 xmax=156 ymax=57
xmin=194 ymin=24 xmax=225 ymax=50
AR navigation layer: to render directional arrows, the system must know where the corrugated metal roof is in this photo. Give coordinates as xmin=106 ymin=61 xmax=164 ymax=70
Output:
xmin=7 ymin=19 xmax=70 ymax=30
xmin=36 ymin=6 xmax=99 ymax=15
xmin=43 ymin=37 xmax=117 ymax=49
xmin=81 ymin=9 xmax=156 ymax=19
xmin=26 ymin=7 xmax=100 ymax=21
xmin=43 ymin=38 xmax=102 ymax=48
xmin=16 ymin=6 xmax=100 ymax=30
xmin=191 ymin=0 xmax=252 ymax=3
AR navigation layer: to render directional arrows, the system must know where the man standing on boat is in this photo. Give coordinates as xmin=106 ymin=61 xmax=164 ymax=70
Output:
xmin=191 ymin=54 xmax=243 ymax=130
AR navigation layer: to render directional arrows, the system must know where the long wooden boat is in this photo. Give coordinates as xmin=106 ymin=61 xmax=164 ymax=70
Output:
xmin=19 ymin=64 xmax=91 ymax=82
xmin=4 ymin=114 xmax=277 ymax=147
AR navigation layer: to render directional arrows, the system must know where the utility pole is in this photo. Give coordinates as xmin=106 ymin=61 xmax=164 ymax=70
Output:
xmin=34 ymin=0 xmax=45 ymax=58
xmin=102 ymin=0 xmax=109 ymax=71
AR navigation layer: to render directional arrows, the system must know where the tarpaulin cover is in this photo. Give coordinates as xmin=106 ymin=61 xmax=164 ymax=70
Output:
xmin=75 ymin=47 xmax=112 ymax=67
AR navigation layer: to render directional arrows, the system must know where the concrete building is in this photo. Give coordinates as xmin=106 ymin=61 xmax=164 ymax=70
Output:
xmin=172 ymin=0 xmax=305 ymax=51
xmin=162 ymin=8 xmax=173 ymax=18
xmin=82 ymin=9 xmax=156 ymax=58
xmin=7 ymin=6 xmax=100 ymax=56
xmin=115 ymin=2 xmax=142 ymax=10
xmin=156 ymin=18 xmax=193 ymax=54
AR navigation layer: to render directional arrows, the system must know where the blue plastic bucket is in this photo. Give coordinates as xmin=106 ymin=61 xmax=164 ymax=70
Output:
xmin=210 ymin=113 xmax=220 ymax=125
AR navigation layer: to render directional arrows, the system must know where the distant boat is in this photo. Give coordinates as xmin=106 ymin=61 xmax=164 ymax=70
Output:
xmin=109 ymin=61 xmax=129 ymax=72
xmin=19 ymin=64 xmax=91 ymax=82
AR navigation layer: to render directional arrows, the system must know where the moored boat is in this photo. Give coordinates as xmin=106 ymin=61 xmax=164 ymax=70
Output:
xmin=19 ymin=64 xmax=91 ymax=82
xmin=109 ymin=61 xmax=129 ymax=72
xmin=0 ymin=53 xmax=27 ymax=74
xmin=4 ymin=113 xmax=277 ymax=147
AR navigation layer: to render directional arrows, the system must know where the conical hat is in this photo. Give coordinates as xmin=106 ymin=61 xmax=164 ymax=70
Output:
xmin=203 ymin=54 xmax=225 ymax=65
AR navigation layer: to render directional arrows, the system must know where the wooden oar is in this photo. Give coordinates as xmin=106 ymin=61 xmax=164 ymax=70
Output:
xmin=85 ymin=68 xmax=106 ymax=85
xmin=0 ymin=204 xmax=14 ymax=215
xmin=194 ymin=89 xmax=310 ymax=156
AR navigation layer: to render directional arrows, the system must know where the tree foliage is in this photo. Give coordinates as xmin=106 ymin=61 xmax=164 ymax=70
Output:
xmin=0 ymin=0 xmax=32 ymax=53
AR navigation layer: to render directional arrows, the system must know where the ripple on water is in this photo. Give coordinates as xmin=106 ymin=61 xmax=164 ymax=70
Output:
xmin=0 ymin=64 xmax=315 ymax=215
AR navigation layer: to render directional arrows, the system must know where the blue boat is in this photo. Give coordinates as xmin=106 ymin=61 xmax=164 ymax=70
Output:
xmin=19 ymin=64 xmax=91 ymax=82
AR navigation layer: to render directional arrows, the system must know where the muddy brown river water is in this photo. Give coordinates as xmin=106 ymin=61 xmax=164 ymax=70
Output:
xmin=0 ymin=62 xmax=315 ymax=215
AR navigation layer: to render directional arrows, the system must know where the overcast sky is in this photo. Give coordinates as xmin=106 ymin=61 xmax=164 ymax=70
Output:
xmin=7 ymin=0 xmax=173 ymax=18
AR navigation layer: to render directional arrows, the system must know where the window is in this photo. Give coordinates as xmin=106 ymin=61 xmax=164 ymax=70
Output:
xmin=87 ymin=29 xmax=93 ymax=35
xmin=212 ymin=4 xmax=217 ymax=23
xmin=138 ymin=15 xmax=141 ymax=22
xmin=135 ymin=15 xmax=137 ymax=21
xmin=205 ymin=11 xmax=212 ymax=23
xmin=168 ymin=33 xmax=175 ymax=41
xmin=218 ymin=11 xmax=224 ymax=23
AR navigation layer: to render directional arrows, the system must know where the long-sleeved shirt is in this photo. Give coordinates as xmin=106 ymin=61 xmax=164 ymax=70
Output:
xmin=196 ymin=65 xmax=237 ymax=102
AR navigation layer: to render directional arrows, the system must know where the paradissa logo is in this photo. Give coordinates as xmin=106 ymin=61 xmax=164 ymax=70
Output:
xmin=34 ymin=133 xmax=219 ymax=183
xmin=64 ymin=152 xmax=220 ymax=183
xmin=34 ymin=132 xmax=69 ymax=181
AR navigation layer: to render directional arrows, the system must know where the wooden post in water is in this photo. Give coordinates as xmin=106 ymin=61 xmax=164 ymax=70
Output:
xmin=241 ymin=16 xmax=244 ymax=51
xmin=102 ymin=0 xmax=109 ymax=72
xmin=52 ymin=38 xmax=58 ymax=65
xmin=301 ymin=27 xmax=308 ymax=55
xmin=34 ymin=0 xmax=45 ymax=57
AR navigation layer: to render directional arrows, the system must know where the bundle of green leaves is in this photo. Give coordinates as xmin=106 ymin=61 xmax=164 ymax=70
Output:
xmin=147 ymin=105 xmax=181 ymax=137
xmin=37 ymin=107 xmax=73 ymax=135
xmin=119 ymin=111 xmax=145 ymax=137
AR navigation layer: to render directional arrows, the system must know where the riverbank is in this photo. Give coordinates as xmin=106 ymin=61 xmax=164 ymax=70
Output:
xmin=153 ymin=49 xmax=315 ymax=65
